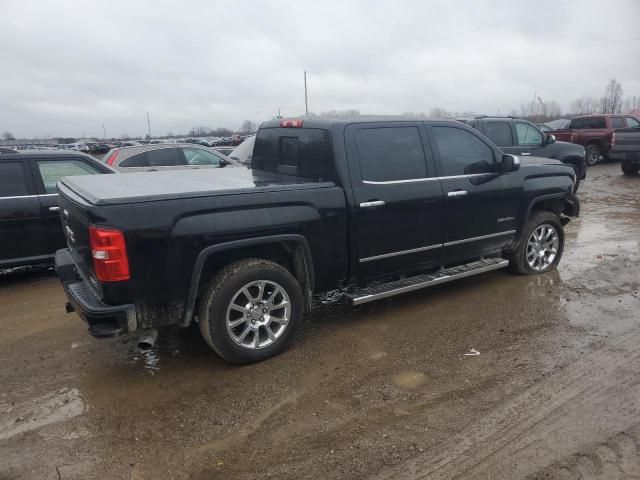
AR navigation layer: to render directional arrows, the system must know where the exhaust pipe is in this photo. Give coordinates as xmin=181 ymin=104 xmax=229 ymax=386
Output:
xmin=137 ymin=329 xmax=158 ymax=350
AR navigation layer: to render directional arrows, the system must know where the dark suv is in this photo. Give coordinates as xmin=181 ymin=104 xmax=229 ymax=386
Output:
xmin=460 ymin=117 xmax=587 ymax=190
xmin=0 ymin=152 xmax=114 ymax=268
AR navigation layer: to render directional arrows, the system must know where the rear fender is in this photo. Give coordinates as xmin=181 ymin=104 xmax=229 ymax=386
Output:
xmin=182 ymin=234 xmax=315 ymax=326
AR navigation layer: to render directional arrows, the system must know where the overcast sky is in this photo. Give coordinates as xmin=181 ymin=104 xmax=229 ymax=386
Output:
xmin=1 ymin=0 xmax=639 ymax=138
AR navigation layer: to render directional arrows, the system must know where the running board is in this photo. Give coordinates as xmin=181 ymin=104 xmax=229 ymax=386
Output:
xmin=345 ymin=258 xmax=509 ymax=306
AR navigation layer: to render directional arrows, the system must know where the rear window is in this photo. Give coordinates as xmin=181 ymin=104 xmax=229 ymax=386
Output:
xmin=252 ymin=128 xmax=335 ymax=181
xmin=0 ymin=162 xmax=28 ymax=196
xmin=483 ymin=121 xmax=513 ymax=146
xmin=574 ymin=117 xmax=606 ymax=129
xmin=147 ymin=148 xmax=184 ymax=167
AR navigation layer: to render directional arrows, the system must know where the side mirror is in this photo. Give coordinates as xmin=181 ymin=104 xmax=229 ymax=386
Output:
xmin=546 ymin=134 xmax=556 ymax=145
xmin=499 ymin=154 xmax=520 ymax=173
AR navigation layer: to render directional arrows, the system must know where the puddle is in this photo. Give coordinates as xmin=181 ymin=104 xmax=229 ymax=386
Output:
xmin=0 ymin=388 xmax=84 ymax=440
xmin=392 ymin=371 xmax=429 ymax=388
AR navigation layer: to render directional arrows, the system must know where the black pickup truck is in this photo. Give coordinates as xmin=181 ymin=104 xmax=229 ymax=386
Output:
xmin=55 ymin=118 xmax=579 ymax=363
xmin=459 ymin=116 xmax=587 ymax=191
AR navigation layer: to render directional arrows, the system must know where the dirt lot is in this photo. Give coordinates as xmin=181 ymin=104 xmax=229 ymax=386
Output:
xmin=1 ymin=163 xmax=639 ymax=480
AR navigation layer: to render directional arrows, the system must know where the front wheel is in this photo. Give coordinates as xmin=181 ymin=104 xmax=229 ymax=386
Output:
xmin=621 ymin=160 xmax=640 ymax=176
xmin=585 ymin=144 xmax=600 ymax=166
xmin=508 ymin=212 xmax=565 ymax=275
xmin=197 ymin=258 xmax=304 ymax=364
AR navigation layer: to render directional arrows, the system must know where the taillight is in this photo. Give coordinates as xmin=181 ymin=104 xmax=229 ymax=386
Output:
xmin=89 ymin=226 xmax=130 ymax=282
xmin=279 ymin=119 xmax=304 ymax=128
xmin=611 ymin=132 xmax=616 ymax=147
xmin=105 ymin=150 xmax=119 ymax=166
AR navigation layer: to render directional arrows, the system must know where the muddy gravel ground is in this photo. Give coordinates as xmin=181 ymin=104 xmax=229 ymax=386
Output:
xmin=1 ymin=163 xmax=639 ymax=480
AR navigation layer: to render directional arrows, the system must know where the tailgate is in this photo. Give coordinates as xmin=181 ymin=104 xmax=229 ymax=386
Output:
xmin=56 ymin=182 xmax=99 ymax=292
xmin=612 ymin=128 xmax=640 ymax=155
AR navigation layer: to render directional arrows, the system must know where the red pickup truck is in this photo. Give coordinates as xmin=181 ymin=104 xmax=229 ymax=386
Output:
xmin=550 ymin=114 xmax=640 ymax=166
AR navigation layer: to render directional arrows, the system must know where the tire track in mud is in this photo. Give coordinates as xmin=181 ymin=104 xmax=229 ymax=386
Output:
xmin=372 ymin=325 xmax=640 ymax=480
xmin=528 ymin=426 xmax=640 ymax=479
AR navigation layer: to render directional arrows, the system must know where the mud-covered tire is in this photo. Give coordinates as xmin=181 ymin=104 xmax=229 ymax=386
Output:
xmin=197 ymin=258 xmax=304 ymax=364
xmin=508 ymin=211 xmax=565 ymax=275
xmin=585 ymin=144 xmax=600 ymax=166
xmin=621 ymin=160 xmax=640 ymax=176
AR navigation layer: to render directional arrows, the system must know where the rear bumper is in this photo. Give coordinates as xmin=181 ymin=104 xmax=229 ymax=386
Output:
xmin=54 ymin=249 xmax=136 ymax=338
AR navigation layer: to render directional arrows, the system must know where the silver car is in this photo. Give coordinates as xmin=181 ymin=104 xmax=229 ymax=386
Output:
xmin=102 ymin=144 xmax=237 ymax=172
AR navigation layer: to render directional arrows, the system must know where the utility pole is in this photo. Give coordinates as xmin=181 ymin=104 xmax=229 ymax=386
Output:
xmin=304 ymin=70 xmax=309 ymax=116
xmin=147 ymin=112 xmax=151 ymax=139
xmin=102 ymin=123 xmax=106 ymax=139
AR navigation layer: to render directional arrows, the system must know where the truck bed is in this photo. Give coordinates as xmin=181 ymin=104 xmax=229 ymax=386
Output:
xmin=58 ymin=168 xmax=334 ymax=206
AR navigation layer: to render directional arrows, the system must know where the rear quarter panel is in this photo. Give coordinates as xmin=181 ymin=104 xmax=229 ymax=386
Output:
xmin=91 ymin=185 xmax=348 ymax=327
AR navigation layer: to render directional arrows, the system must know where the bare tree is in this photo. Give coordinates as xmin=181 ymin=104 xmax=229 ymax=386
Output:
xmin=623 ymin=96 xmax=639 ymax=112
xmin=429 ymin=107 xmax=450 ymax=119
xmin=600 ymin=79 xmax=623 ymax=114
xmin=189 ymin=126 xmax=212 ymax=137
xmin=319 ymin=109 xmax=361 ymax=119
xmin=570 ymin=96 xmax=599 ymax=115
xmin=241 ymin=120 xmax=257 ymax=134
xmin=1 ymin=131 xmax=15 ymax=141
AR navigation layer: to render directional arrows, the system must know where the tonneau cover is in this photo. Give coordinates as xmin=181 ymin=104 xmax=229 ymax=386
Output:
xmin=58 ymin=168 xmax=333 ymax=206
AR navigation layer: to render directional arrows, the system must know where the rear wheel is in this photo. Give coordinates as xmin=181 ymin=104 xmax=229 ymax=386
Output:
xmin=585 ymin=144 xmax=600 ymax=166
xmin=508 ymin=212 xmax=564 ymax=275
xmin=621 ymin=160 xmax=640 ymax=176
xmin=197 ymin=258 xmax=304 ymax=364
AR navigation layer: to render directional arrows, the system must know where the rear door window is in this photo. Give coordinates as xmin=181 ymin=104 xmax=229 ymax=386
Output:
xmin=483 ymin=121 xmax=513 ymax=146
xmin=432 ymin=126 xmax=494 ymax=176
xmin=0 ymin=162 xmax=29 ymax=196
xmin=119 ymin=152 xmax=147 ymax=167
xmin=37 ymin=160 xmax=101 ymax=194
xmin=355 ymin=127 xmax=427 ymax=182
xmin=147 ymin=148 xmax=184 ymax=167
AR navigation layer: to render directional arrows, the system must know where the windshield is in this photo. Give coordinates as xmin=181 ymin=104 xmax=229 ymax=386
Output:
xmin=229 ymin=136 xmax=256 ymax=164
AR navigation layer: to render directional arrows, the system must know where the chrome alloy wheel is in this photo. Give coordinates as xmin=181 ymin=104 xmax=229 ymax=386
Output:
xmin=226 ymin=280 xmax=291 ymax=349
xmin=526 ymin=224 xmax=559 ymax=271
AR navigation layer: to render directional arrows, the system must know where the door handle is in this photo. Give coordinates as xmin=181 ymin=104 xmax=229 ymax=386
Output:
xmin=359 ymin=200 xmax=385 ymax=208
xmin=48 ymin=206 xmax=60 ymax=212
xmin=521 ymin=152 xmax=531 ymax=156
xmin=447 ymin=190 xmax=468 ymax=198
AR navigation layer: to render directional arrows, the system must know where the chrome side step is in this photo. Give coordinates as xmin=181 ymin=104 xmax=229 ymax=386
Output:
xmin=345 ymin=258 xmax=509 ymax=305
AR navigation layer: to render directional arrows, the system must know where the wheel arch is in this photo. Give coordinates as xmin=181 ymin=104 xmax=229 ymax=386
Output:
xmin=182 ymin=234 xmax=315 ymax=326
xmin=512 ymin=193 xmax=579 ymax=249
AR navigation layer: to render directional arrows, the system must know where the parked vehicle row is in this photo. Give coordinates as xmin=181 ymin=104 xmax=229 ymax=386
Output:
xmin=54 ymin=117 xmax=579 ymax=364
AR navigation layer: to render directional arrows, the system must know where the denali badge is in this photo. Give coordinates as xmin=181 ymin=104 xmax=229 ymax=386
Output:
xmin=65 ymin=225 xmax=76 ymax=243
xmin=497 ymin=216 xmax=515 ymax=223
